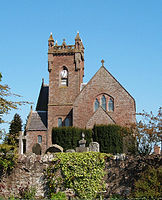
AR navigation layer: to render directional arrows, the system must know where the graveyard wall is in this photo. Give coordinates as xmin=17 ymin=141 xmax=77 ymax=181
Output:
xmin=0 ymin=154 xmax=161 ymax=199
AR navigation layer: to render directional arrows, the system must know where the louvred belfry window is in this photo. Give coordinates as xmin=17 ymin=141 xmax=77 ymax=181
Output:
xmin=60 ymin=66 xmax=68 ymax=86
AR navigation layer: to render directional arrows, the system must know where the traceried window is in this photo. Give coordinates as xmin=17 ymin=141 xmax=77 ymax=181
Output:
xmin=60 ymin=66 xmax=68 ymax=86
xmin=65 ymin=118 xmax=70 ymax=127
xmin=101 ymin=95 xmax=106 ymax=111
xmin=94 ymin=98 xmax=99 ymax=112
xmin=58 ymin=118 xmax=62 ymax=127
xmin=38 ymin=135 xmax=42 ymax=144
xmin=108 ymin=98 xmax=114 ymax=111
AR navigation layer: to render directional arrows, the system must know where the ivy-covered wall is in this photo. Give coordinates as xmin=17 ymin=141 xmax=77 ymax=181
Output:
xmin=0 ymin=153 xmax=161 ymax=199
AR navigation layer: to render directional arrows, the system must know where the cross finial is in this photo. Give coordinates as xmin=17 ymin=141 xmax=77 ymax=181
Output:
xmin=101 ymin=59 xmax=104 ymax=66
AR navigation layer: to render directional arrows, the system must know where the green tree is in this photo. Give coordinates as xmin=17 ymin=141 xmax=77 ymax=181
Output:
xmin=5 ymin=113 xmax=22 ymax=146
xmin=0 ymin=72 xmax=30 ymax=139
xmin=134 ymin=107 xmax=162 ymax=155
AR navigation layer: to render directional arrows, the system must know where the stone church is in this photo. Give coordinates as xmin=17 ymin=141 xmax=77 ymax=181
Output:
xmin=19 ymin=32 xmax=136 ymax=154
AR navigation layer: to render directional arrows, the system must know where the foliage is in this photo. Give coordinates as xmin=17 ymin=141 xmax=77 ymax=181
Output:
xmin=132 ymin=166 xmax=162 ymax=199
xmin=4 ymin=114 xmax=22 ymax=146
xmin=134 ymin=107 xmax=162 ymax=155
xmin=18 ymin=184 xmax=36 ymax=200
xmin=52 ymin=127 xmax=92 ymax=151
xmin=110 ymin=194 xmax=124 ymax=199
xmin=0 ymin=72 xmax=31 ymax=139
xmin=51 ymin=191 xmax=67 ymax=200
xmin=46 ymin=152 xmax=110 ymax=199
xmin=92 ymin=124 xmax=128 ymax=153
xmin=0 ymin=144 xmax=17 ymax=176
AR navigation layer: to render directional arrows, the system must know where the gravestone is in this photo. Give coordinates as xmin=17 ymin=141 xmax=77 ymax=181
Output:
xmin=32 ymin=143 xmax=42 ymax=155
xmin=45 ymin=144 xmax=63 ymax=153
xmin=76 ymin=132 xmax=89 ymax=152
xmin=89 ymin=142 xmax=100 ymax=152
xmin=66 ymin=149 xmax=75 ymax=153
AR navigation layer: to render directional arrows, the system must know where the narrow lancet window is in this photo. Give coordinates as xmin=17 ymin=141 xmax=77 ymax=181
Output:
xmin=38 ymin=135 xmax=42 ymax=144
xmin=65 ymin=118 xmax=70 ymax=127
xmin=101 ymin=95 xmax=106 ymax=111
xmin=58 ymin=118 xmax=62 ymax=127
xmin=108 ymin=98 xmax=114 ymax=111
xmin=94 ymin=98 xmax=99 ymax=112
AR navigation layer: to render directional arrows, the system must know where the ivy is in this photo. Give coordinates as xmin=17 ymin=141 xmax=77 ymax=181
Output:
xmin=46 ymin=152 xmax=111 ymax=199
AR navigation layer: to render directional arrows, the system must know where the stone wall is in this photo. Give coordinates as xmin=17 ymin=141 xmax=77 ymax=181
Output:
xmin=0 ymin=154 xmax=161 ymax=199
xmin=73 ymin=66 xmax=136 ymax=129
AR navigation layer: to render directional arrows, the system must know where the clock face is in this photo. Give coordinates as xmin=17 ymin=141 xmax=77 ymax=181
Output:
xmin=61 ymin=69 xmax=67 ymax=78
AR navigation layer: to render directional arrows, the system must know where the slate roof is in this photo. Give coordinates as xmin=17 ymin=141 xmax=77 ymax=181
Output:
xmin=27 ymin=111 xmax=47 ymax=131
xmin=36 ymin=84 xmax=49 ymax=111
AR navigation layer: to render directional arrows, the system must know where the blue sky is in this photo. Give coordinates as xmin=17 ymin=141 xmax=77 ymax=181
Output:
xmin=0 ymin=0 xmax=162 ymax=132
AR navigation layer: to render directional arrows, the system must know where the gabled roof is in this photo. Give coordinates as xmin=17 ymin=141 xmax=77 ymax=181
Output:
xmin=75 ymin=65 xmax=136 ymax=110
xmin=86 ymin=106 xmax=115 ymax=129
xmin=26 ymin=111 xmax=47 ymax=131
xmin=36 ymin=81 xmax=49 ymax=111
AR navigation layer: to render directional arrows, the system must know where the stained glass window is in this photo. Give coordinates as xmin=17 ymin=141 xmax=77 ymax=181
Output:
xmin=101 ymin=95 xmax=106 ymax=110
xmin=94 ymin=98 xmax=99 ymax=112
xmin=108 ymin=98 xmax=114 ymax=111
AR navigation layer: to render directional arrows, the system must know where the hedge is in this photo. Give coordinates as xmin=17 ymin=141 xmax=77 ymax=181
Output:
xmin=92 ymin=124 xmax=127 ymax=153
xmin=52 ymin=127 xmax=92 ymax=151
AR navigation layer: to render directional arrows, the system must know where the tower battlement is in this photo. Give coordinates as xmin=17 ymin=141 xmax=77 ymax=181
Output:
xmin=48 ymin=32 xmax=84 ymax=56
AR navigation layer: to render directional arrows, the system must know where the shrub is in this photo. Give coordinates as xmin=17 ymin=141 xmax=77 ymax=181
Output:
xmin=0 ymin=144 xmax=17 ymax=176
xmin=132 ymin=166 xmax=162 ymax=198
xmin=18 ymin=184 xmax=36 ymax=200
xmin=51 ymin=191 xmax=67 ymax=200
xmin=46 ymin=152 xmax=110 ymax=199
xmin=52 ymin=127 xmax=92 ymax=151
xmin=92 ymin=125 xmax=127 ymax=153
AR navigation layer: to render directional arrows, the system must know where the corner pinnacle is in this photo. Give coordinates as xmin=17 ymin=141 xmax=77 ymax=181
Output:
xmin=48 ymin=32 xmax=54 ymax=41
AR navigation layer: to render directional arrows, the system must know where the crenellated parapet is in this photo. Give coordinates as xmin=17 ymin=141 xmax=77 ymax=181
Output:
xmin=48 ymin=32 xmax=84 ymax=60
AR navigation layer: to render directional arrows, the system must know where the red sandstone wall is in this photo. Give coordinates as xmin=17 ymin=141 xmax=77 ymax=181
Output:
xmin=26 ymin=131 xmax=47 ymax=154
xmin=48 ymin=53 xmax=84 ymax=146
xmin=73 ymin=67 xmax=136 ymax=128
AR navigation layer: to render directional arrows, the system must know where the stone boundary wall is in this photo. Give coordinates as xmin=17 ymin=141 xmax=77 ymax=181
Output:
xmin=0 ymin=153 xmax=161 ymax=199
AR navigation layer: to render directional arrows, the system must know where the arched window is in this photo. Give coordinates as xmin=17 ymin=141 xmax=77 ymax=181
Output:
xmin=58 ymin=118 xmax=62 ymax=127
xmin=60 ymin=66 xmax=68 ymax=86
xmin=101 ymin=95 xmax=106 ymax=111
xmin=108 ymin=98 xmax=114 ymax=111
xmin=65 ymin=118 xmax=70 ymax=127
xmin=38 ymin=135 xmax=42 ymax=144
xmin=94 ymin=98 xmax=99 ymax=112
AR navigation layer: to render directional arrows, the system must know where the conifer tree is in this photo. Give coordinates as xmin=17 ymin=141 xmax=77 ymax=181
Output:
xmin=7 ymin=113 xmax=22 ymax=146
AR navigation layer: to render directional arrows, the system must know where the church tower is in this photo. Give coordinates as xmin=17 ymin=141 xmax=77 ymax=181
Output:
xmin=47 ymin=32 xmax=84 ymax=146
